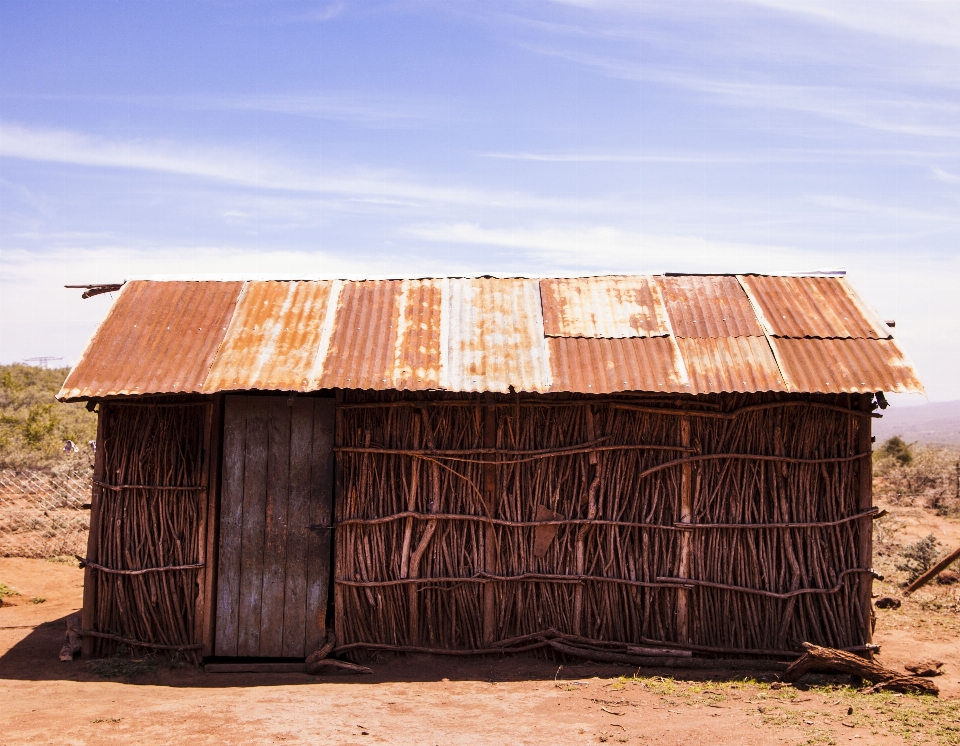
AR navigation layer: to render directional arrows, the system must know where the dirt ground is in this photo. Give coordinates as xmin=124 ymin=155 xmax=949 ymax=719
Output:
xmin=2 ymin=501 xmax=959 ymax=746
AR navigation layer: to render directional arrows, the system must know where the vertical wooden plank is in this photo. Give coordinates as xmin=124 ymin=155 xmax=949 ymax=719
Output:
xmin=306 ymin=397 xmax=335 ymax=655
xmin=677 ymin=415 xmax=693 ymax=645
xmin=259 ymin=399 xmax=292 ymax=657
xmin=215 ymin=396 xmax=247 ymax=657
xmin=202 ymin=394 xmax=225 ymax=657
xmin=482 ymin=395 xmax=498 ymax=646
xmin=81 ymin=401 xmax=108 ymax=659
xmin=858 ymin=393 xmax=874 ymax=653
xmin=237 ymin=399 xmax=269 ymax=657
xmin=282 ymin=398 xmax=314 ymax=657
xmin=194 ymin=401 xmax=213 ymax=650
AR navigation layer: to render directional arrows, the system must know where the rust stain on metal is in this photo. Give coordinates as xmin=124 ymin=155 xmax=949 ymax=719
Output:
xmin=739 ymin=275 xmax=891 ymax=339
xmin=441 ymin=278 xmax=550 ymax=392
xmin=661 ymin=276 xmax=763 ymax=338
xmin=58 ymin=274 xmax=923 ymax=399
xmin=771 ymin=338 xmax=924 ymax=394
xmin=540 ymin=276 xmax=669 ymax=338
xmin=547 ymin=337 xmax=689 ymax=393
xmin=59 ymin=280 xmax=242 ymax=401
xmin=316 ymin=280 xmax=403 ymax=390
xmin=675 ymin=337 xmax=788 ymax=394
xmin=393 ymin=279 xmax=442 ymax=390
xmin=203 ymin=281 xmax=335 ymax=392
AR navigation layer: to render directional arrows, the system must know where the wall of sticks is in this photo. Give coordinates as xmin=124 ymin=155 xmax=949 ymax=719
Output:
xmin=82 ymin=400 xmax=209 ymax=662
xmin=333 ymin=391 xmax=876 ymax=660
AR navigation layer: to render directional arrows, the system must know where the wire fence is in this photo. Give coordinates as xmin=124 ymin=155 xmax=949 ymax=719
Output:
xmin=0 ymin=468 xmax=91 ymax=559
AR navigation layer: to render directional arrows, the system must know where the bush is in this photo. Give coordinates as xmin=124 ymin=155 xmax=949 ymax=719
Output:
xmin=896 ymin=534 xmax=942 ymax=584
xmin=879 ymin=435 xmax=913 ymax=465
xmin=0 ymin=365 xmax=97 ymax=471
xmin=874 ymin=442 xmax=959 ymax=515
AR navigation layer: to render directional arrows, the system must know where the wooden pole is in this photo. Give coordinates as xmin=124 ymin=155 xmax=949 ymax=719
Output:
xmin=482 ymin=395 xmax=498 ymax=646
xmin=677 ymin=415 xmax=693 ymax=645
xmin=81 ymin=401 xmax=108 ymax=659
xmin=201 ymin=394 xmax=224 ymax=657
xmin=904 ymin=544 xmax=960 ymax=596
xmin=858 ymin=393 xmax=874 ymax=654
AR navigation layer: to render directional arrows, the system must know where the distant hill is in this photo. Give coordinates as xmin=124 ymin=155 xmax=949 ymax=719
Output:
xmin=873 ymin=400 xmax=960 ymax=447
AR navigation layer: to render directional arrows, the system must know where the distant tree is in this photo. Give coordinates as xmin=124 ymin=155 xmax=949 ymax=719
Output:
xmin=0 ymin=364 xmax=96 ymax=471
xmin=880 ymin=435 xmax=913 ymax=466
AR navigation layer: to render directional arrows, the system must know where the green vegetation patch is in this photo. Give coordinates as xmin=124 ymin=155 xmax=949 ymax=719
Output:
xmin=0 ymin=364 xmax=97 ymax=470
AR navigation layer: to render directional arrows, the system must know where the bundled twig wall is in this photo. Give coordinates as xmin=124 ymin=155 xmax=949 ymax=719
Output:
xmin=334 ymin=391 xmax=872 ymax=659
xmin=84 ymin=401 xmax=208 ymax=661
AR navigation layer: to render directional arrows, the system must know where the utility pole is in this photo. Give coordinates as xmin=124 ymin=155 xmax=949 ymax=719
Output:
xmin=21 ymin=356 xmax=64 ymax=369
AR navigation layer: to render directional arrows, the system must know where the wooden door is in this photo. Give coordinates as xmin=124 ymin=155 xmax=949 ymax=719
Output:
xmin=215 ymin=396 xmax=334 ymax=658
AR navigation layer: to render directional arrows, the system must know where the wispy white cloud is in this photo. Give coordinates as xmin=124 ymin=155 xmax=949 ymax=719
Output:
xmin=738 ymin=0 xmax=960 ymax=50
xmin=521 ymin=44 xmax=960 ymax=138
xmin=2 ymin=91 xmax=443 ymax=126
xmin=932 ymin=166 xmax=960 ymax=183
xmin=0 ymin=121 xmax=629 ymax=214
xmin=405 ymin=221 xmax=813 ymax=274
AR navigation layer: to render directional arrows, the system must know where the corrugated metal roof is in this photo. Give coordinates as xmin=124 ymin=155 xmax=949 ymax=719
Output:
xmin=661 ymin=276 xmax=763 ymax=338
xmin=59 ymin=280 xmax=243 ymax=400
xmin=540 ymin=276 xmax=669 ymax=338
xmin=739 ymin=275 xmax=891 ymax=339
xmin=440 ymin=278 xmax=551 ymax=393
xmin=58 ymin=274 xmax=924 ymax=400
xmin=203 ymin=280 xmax=336 ymax=392
xmin=547 ymin=337 xmax=688 ymax=394
xmin=676 ymin=337 xmax=787 ymax=394
xmin=771 ymin=338 xmax=923 ymax=394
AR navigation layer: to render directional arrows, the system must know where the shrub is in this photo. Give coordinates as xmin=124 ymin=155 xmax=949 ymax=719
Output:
xmin=895 ymin=534 xmax=942 ymax=584
xmin=0 ymin=365 xmax=97 ymax=471
xmin=880 ymin=435 xmax=913 ymax=465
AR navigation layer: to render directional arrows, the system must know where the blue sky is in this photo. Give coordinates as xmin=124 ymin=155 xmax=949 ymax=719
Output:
xmin=1 ymin=1 xmax=958 ymax=401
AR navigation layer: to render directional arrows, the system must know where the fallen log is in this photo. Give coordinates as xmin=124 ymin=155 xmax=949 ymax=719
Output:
xmin=59 ymin=615 xmax=82 ymax=661
xmin=784 ymin=643 xmax=938 ymax=696
xmin=904 ymin=545 xmax=960 ymax=596
xmin=544 ymin=639 xmax=787 ymax=672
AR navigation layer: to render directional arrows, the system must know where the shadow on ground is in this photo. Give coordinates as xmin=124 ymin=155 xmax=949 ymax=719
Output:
xmin=0 ymin=617 xmax=787 ymax=689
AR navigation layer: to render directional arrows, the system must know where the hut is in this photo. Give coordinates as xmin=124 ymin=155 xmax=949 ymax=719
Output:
xmin=58 ymin=274 xmax=923 ymax=665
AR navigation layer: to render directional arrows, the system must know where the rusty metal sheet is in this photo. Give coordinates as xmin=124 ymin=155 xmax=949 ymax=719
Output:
xmin=738 ymin=275 xmax=891 ymax=339
xmin=770 ymin=338 xmax=924 ymax=394
xmin=315 ymin=280 xmax=402 ymax=390
xmin=440 ymin=278 xmax=551 ymax=393
xmin=660 ymin=276 xmax=763 ymax=338
xmin=202 ymin=281 xmax=336 ymax=392
xmin=393 ymin=279 xmax=443 ymax=390
xmin=547 ymin=337 xmax=689 ymax=394
xmin=58 ymin=280 xmax=242 ymax=401
xmin=675 ymin=337 xmax=788 ymax=394
xmin=540 ymin=276 xmax=669 ymax=338
xmin=315 ymin=279 xmax=442 ymax=390
xmin=59 ymin=274 xmax=922 ymax=399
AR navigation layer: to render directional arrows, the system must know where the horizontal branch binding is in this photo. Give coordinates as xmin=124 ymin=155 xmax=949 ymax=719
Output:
xmin=76 ymin=556 xmax=205 ymax=575
xmin=337 ymin=572 xmax=694 ymax=590
xmin=333 ymin=438 xmax=696 ymax=464
xmin=336 ymin=507 xmax=879 ymax=531
xmin=333 ymin=629 xmax=879 ymax=660
xmin=94 ymin=480 xmax=206 ymax=492
xmin=338 ymin=446 xmax=871 ymax=468
xmin=80 ymin=629 xmax=202 ymax=650
xmin=655 ymin=568 xmax=880 ymax=599
xmin=338 ymin=568 xmax=878 ymax=598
